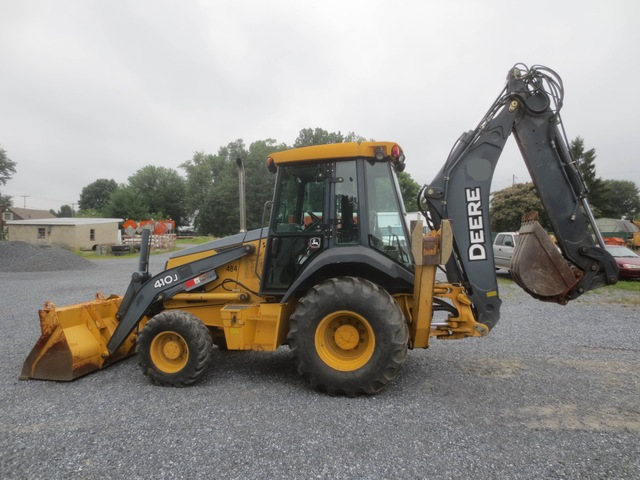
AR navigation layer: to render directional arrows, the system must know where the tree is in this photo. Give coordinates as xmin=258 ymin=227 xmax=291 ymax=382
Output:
xmin=598 ymin=179 xmax=640 ymax=219
xmin=570 ymin=137 xmax=606 ymax=216
xmin=182 ymin=140 xmax=249 ymax=236
xmin=344 ymin=132 xmax=369 ymax=143
xmin=569 ymin=136 xmax=640 ymax=219
xmin=57 ymin=205 xmax=74 ymax=217
xmin=293 ymin=128 xmax=345 ymax=148
xmin=102 ymin=186 xmax=149 ymax=220
xmin=78 ymin=179 xmax=119 ymax=213
xmin=1 ymin=145 xmax=17 ymax=209
xmin=127 ymin=166 xmax=187 ymax=226
xmin=243 ymin=139 xmax=287 ymax=230
xmin=201 ymin=142 xmax=243 ymax=236
xmin=75 ymin=208 xmax=102 ymax=218
xmin=489 ymin=182 xmax=550 ymax=232
xmin=180 ymin=151 xmax=227 ymax=222
xmin=183 ymin=139 xmax=285 ymax=237
xmin=0 ymin=145 xmax=17 ymax=187
xmin=398 ymin=172 xmax=421 ymax=212
xmin=0 ymin=194 xmax=11 ymax=211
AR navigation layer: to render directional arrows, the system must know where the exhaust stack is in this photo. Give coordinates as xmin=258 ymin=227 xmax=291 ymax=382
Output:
xmin=236 ymin=157 xmax=246 ymax=233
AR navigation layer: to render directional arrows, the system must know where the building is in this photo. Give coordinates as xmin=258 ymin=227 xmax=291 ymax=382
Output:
xmin=6 ymin=217 xmax=123 ymax=251
xmin=595 ymin=217 xmax=640 ymax=249
xmin=1 ymin=207 xmax=57 ymax=238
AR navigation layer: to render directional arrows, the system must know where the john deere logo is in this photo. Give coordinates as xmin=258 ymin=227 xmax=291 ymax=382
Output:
xmin=465 ymin=186 xmax=487 ymax=261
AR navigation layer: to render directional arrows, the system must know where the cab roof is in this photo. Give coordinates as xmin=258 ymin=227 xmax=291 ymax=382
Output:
xmin=269 ymin=141 xmax=402 ymax=165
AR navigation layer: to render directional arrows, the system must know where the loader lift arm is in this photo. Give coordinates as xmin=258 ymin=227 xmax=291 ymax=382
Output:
xmin=422 ymin=64 xmax=618 ymax=332
xmin=107 ymin=234 xmax=254 ymax=354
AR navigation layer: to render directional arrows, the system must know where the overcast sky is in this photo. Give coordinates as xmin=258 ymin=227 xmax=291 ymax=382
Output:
xmin=1 ymin=0 xmax=638 ymax=211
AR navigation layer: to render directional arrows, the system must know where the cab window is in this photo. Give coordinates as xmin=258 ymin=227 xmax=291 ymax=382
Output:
xmin=364 ymin=161 xmax=412 ymax=269
xmin=273 ymin=164 xmax=325 ymax=233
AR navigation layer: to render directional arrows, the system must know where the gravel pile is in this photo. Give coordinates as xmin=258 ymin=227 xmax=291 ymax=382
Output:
xmin=0 ymin=241 xmax=96 ymax=272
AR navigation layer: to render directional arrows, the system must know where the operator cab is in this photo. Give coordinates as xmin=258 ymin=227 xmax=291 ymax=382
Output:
xmin=261 ymin=143 xmax=413 ymax=294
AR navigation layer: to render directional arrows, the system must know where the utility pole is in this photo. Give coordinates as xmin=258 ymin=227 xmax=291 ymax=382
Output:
xmin=20 ymin=195 xmax=30 ymax=208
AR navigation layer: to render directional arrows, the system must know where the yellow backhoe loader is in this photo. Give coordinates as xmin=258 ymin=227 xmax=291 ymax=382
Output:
xmin=21 ymin=64 xmax=619 ymax=395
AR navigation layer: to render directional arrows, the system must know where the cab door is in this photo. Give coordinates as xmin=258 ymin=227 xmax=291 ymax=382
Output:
xmin=261 ymin=162 xmax=329 ymax=293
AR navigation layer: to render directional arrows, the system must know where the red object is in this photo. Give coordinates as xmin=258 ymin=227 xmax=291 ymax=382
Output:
xmin=605 ymin=245 xmax=640 ymax=279
xmin=603 ymin=237 xmax=626 ymax=246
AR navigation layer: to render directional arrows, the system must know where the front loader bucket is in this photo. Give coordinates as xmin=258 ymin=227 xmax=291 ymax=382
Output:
xmin=510 ymin=221 xmax=581 ymax=304
xmin=20 ymin=294 xmax=136 ymax=381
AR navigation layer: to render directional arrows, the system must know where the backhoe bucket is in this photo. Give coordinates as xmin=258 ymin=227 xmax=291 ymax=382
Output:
xmin=510 ymin=221 xmax=580 ymax=303
xmin=20 ymin=294 xmax=137 ymax=381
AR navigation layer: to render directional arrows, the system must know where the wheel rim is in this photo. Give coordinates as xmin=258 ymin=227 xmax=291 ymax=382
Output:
xmin=149 ymin=330 xmax=189 ymax=373
xmin=315 ymin=310 xmax=375 ymax=371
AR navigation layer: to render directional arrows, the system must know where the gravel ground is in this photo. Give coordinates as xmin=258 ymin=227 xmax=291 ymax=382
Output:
xmin=0 ymin=242 xmax=96 ymax=272
xmin=0 ymin=245 xmax=638 ymax=479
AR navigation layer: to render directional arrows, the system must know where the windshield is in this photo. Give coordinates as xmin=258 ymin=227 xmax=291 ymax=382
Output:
xmin=364 ymin=161 xmax=412 ymax=269
xmin=606 ymin=246 xmax=639 ymax=258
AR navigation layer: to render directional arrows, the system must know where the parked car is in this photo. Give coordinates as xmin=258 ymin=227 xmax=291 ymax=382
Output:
xmin=493 ymin=232 xmax=519 ymax=271
xmin=605 ymin=245 xmax=640 ymax=279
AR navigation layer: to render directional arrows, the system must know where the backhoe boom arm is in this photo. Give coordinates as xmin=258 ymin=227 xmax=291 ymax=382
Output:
xmin=423 ymin=64 xmax=618 ymax=331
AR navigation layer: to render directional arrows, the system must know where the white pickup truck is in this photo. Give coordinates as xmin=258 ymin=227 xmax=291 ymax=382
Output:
xmin=493 ymin=232 xmax=519 ymax=271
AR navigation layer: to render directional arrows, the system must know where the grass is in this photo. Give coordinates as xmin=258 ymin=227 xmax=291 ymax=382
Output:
xmin=610 ymin=279 xmax=640 ymax=293
xmin=498 ymin=273 xmax=639 ymax=306
xmin=583 ymin=278 xmax=640 ymax=306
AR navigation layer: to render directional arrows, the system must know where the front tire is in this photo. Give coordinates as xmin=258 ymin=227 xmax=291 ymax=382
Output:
xmin=288 ymin=277 xmax=408 ymax=396
xmin=137 ymin=310 xmax=213 ymax=387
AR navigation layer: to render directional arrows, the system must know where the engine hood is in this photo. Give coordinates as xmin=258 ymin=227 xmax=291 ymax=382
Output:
xmin=169 ymin=227 xmax=267 ymax=261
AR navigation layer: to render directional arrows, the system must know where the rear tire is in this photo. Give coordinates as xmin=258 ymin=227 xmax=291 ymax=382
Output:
xmin=288 ymin=277 xmax=408 ymax=396
xmin=137 ymin=310 xmax=213 ymax=387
